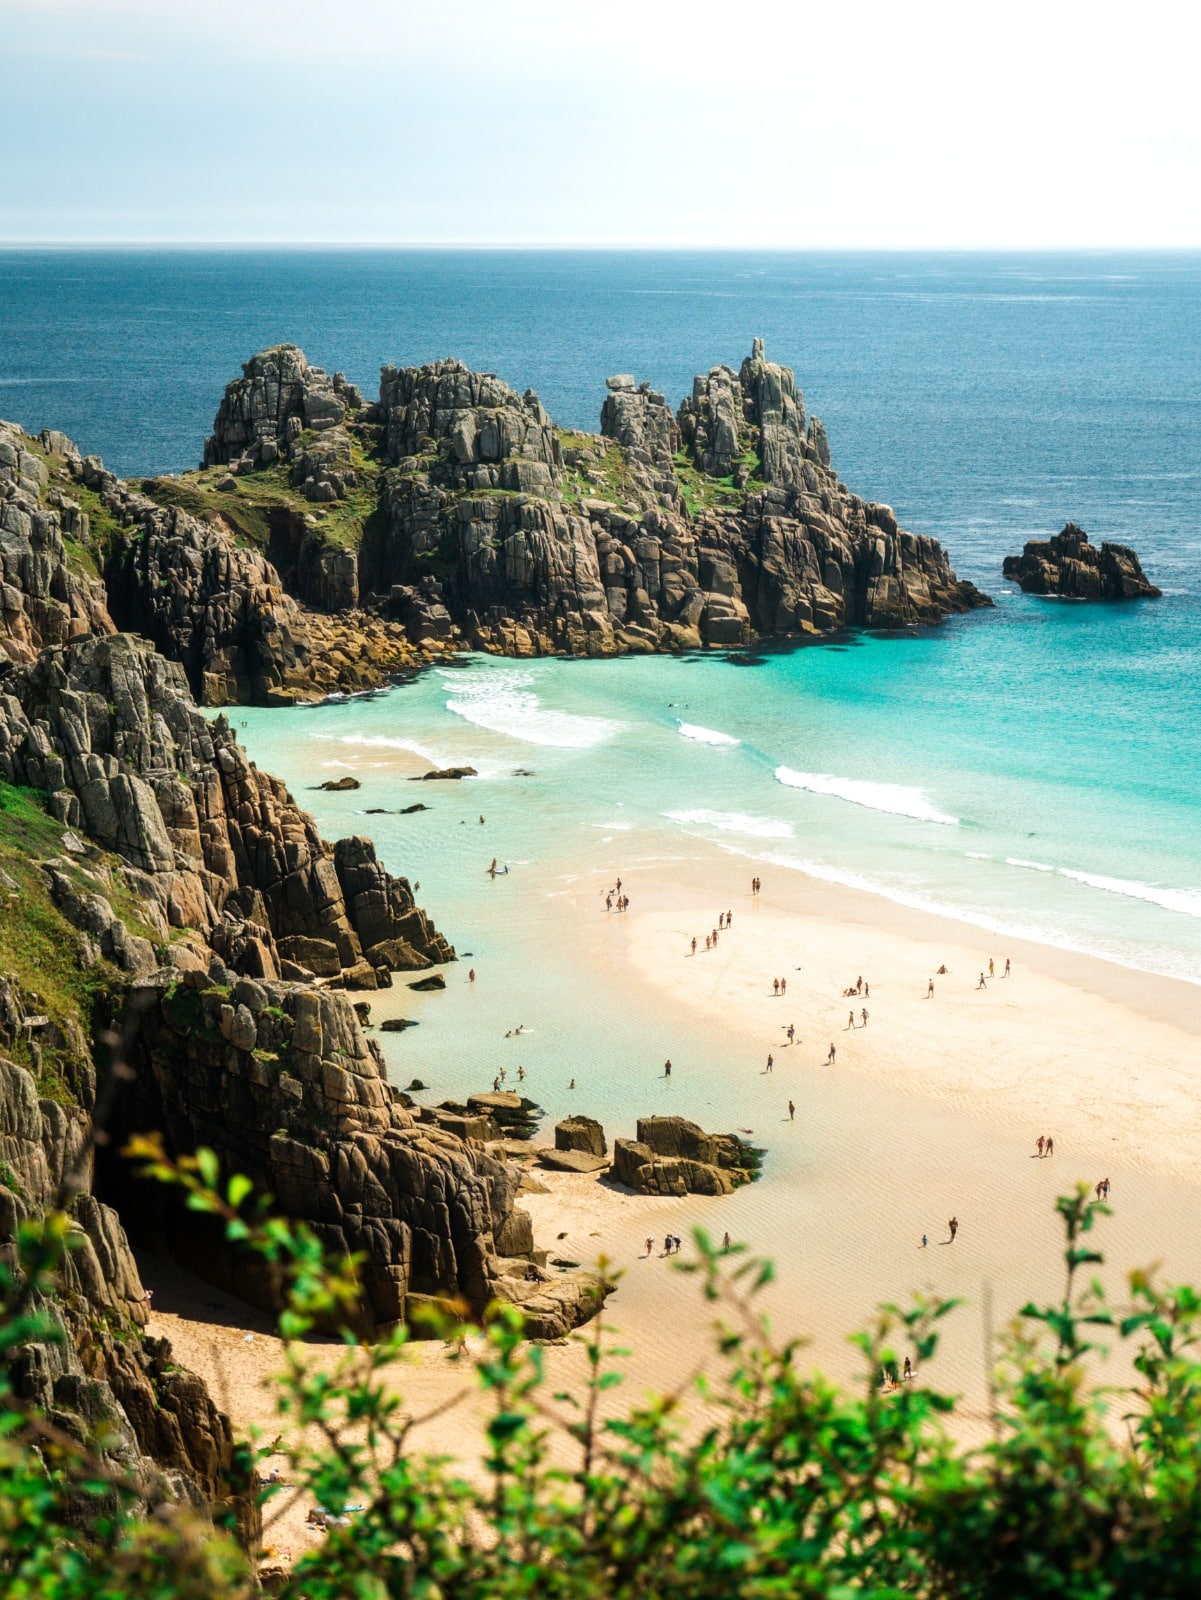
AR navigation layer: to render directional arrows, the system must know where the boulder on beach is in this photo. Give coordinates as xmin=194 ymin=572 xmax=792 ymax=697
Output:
xmin=538 ymin=1147 xmax=610 ymax=1174
xmin=555 ymin=1114 xmax=607 ymax=1158
xmin=612 ymin=1116 xmax=762 ymax=1196
xmin=1002 ymin=523 xmax=1161 ymax=599
xmin=408 ymin=974 xmax=446 ymax=991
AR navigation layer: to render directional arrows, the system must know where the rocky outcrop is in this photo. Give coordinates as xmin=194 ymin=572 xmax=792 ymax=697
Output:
xmin=357 ymin=342 xmax=987 ymax=658
xmin=1002 ymin=523 xmax=1162 ymax=599
xmin=203 ymin=344 xmax=364 ymax=502
xmin=0 ymin=423 xmax=113 ymax=665
xmin=0 ymin=633 xmax=452 ymax=985
xmin=612 ymin=1117 xmax=761 ymax=1197
xmin=555 ymin=1114 xmax=607 ymax=1158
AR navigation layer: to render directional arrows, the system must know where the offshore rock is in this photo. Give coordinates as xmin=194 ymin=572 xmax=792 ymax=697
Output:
xmin=1002 ymin=523 xmax=1162 ymax=599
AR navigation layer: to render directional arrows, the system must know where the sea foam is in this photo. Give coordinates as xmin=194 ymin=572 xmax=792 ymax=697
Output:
xmin=774 ymin=767 xmax=959 ymax=826
xmin=677 ymin=721 xmax=740 ymax=747
xmin=444 ymin=672 xmax=621 ymax=749
xmin=665 ymin=808 xmax=793 ymax=841
xmin=1057 ymin=868 xmax=1201 ymax=920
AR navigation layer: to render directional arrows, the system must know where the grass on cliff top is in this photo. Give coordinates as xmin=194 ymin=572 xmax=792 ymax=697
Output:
xmin=0 ymin=783 xmax=145 ymax=1106
xmin=141 ymin=424 xmax=387 ymax=554
xmin=555 ymin=430 xmax=647 ymax=511
xmin=672 ymin=447 xmax=764 ymax=517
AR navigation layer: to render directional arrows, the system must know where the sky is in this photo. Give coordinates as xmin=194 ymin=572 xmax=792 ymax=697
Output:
xmin=2 ymin=0 xmax=1197 ymax=247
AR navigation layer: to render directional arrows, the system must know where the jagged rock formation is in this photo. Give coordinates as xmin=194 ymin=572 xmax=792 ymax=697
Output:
xmin=359 ymin=341 xmax=988 ymax=657
xmin=0 ymin=633 xmax=451 ymax=986
xmin=0 ymin=422 xmax=113 ymax=663
xmin=203 ymin=344 xmax=364 ymax=503
xmin=555 ymin=1115 xmax=607 ymax=1158
xmin=1002 ymin=523 xmax=1162 ymax=600
xmin=104 ymin=974 xmax=601 ymax=1341
xmin=613 ymin=1117 xmax=760 ymax=1197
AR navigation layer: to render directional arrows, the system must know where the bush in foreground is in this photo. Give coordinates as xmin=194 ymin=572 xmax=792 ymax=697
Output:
xmin=3 ymin=1145 xmax=1201 ymax=1598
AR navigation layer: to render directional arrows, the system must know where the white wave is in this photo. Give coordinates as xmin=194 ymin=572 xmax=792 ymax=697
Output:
xmin=444 ymin=675 xmax=620 ymax=749
xmin=330 ymin=733 xmax=445 ymax=764
xmin=591 ymin=820 xmax=634 ymax=831
xmin=965 ymin=851 xmax=992 ymax=860
xmin=1006 ymin=856 xmax=1055 ymax=873
xmin=678 ymin=721 xmax=740 ymax=747
xmin=774 ymin=767 xmax=958 ymax=826
xmin=1057 ymin=868 xmax=1201 ymax=920
xmin=665 ymin=808 xmax=793 ymax=841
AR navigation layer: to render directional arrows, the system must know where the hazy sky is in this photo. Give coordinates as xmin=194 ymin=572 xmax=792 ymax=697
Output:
xmin=3 ymin=0 xmax=1196 ymax=246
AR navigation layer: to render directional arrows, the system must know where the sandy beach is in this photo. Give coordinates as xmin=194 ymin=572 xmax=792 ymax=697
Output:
xmin=143 ymin=828 xmax=1201 ymax=1567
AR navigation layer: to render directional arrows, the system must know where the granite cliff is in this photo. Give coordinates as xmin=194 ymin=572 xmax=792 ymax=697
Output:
xmin=0 ymin=423 xmax=603 ymax=1543
xmin=30 ymin=340 xmax=986 ymax=707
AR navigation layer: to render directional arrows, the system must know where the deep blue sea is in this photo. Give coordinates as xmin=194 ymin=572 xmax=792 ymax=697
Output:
xmin=2 ymin=249 xmax=1198 ymax=982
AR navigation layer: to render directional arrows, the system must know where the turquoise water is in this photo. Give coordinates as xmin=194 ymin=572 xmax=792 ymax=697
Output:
xmin=2 ymin=248 xmax=1197 ymax=989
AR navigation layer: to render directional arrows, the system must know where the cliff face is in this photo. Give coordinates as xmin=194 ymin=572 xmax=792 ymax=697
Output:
xmin=1002 ymin=523 xmax=1162 ymax=600
xmin=358 ymin=340 xmax=988 ymax=657
xmin=0 ymin=423 xmax=602 ymax=1540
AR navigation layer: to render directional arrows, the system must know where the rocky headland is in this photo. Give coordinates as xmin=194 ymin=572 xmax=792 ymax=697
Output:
xmin=6 ymin=342 xmax=988 ymax=713
xmin=1002 ymin=523 xmax=1162 ymax=600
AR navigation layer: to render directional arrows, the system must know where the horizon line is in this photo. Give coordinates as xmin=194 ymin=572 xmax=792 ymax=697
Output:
xmin=3 ymin=240 xmax=1201 ymax=255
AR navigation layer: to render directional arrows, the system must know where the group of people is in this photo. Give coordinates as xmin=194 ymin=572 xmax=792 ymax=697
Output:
xmin=1035 ymin=1135 xmax=1055 ymax=1157
xmin=691 ymin=913 xmax=733 ymax=955
xmin=648 ymin=1235 xmax=683 ymax=1256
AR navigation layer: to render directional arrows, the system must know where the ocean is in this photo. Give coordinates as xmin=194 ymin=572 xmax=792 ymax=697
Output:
xmin=2 ymin=247 xmax=1199 ymax=1003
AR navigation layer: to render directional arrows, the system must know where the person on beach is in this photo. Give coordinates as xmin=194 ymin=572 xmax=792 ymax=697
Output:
xmin=774 ymin=978 xmax=780 ymax=996
xmin=766 ymin=1054 xmax=774 ymax=1073
xmin=646 ymin=1238 xmax=653 ymax=1256
xmin=712 ymin=927 xmax=718 ymax=945
xmin=569 ymin=1078 xmax=575 ymax=1090
xmin=989 ymin=958 xmax=995 ymax=977
xmin=1004 ymin=957 xmax=1011 ymax=976
xmin=787 ymin=1023 xmax=795 ymax=1043
xmin=780 ymin=977 xmax=787 ymax=996
xmin=788 ymin=1100 xmax=795 ymax=1121
xmin=517 ymin=1066 xmax=525 ymax=1082
xmin=664 ymin=1059 xmax=672 ymax=1077
xmin=691 ymin=937 xmax=697 ymax=955
xmin=827 ymin=1043 xmax=836 ymax=1065
xmin=606 ymin=894 xmax=613 ymax=912
xmin=1037 ymin=1135 xmax=1045 ymax=1157
xmin=663 ymin=1236 xmax=671 ymax=1256
xmin=949 ymin=1216 xmax=959 ymax=1241
xmin=937 ymin=964 xmax=948 ymax=975
xmin=469 ymin=968 xmax=475 ymax=983
xmin=922 ymin=1234 xmax=928 ymax=1248
xmin=927 ymin=978 xmax=934 ymax=998
xmin=904 ymin=1357 xmax=913 ymax=1381
xmin=723 ymin=1231 xmax=731 ymax=1252
xmin=861 ymin=1008 xmax=869 ymax=1027
xmin=856 ymin=976 xmax=863 ymax=994
xmin=493 ymin=1076 xmax=501 ymax=1092
xmin=847 ymin=1011 xmax=855 ymax=1029
xmin=705 ymin=935 xmax=711 ymax=952
xmin=488 ymin=858 xmax=498 ymax=877
xmin=1046 ymin=1136 xmax=1054 ymax=1156
xmin=864 ymin=981 xmax=870 ymax=999
xmin=726 ymin=910 xmax=733 ymax=927
xmin=977 ymin=972 xmax=987 ymax=989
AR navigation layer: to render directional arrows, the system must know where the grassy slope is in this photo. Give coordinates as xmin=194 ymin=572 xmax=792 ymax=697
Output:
xmin=0 ymin=783 xmax=148 ymax=1105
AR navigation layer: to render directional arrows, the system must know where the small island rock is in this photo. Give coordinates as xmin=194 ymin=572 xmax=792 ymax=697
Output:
xmin=1002 ymin=523 xmax=1161 ymax=600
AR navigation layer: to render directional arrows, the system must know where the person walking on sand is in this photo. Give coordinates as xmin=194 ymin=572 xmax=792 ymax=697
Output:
xmin=646 ymin=1238 xmax=653 ymax=1257
xmin=469 ymin=968 xmax=475 ymax=983
xmin=861 ymin=1007 xmax=868 ymax=1027
xmin=726 ymin=910 xmax=733 ymax=928
xmin=1101 ymin=1177 xmax=1110 ymax=1199
xmin=773 ymin=978 xmax=780 ymax=996
xmin=788 ymin=1099 xmax=795 ymax=1121
xmin=664 ymin=1059 xmax=672 ymax=1077
xmin=904 ymin=1356 xmax=913 ymax=1381
xmin=949 ymin=1216 xmax=959 ymax=1242
xmin=787 ymin=1023 xmax=795 ymax=1044
xmin=1046 ymin=1136 xmax=1054 ymax=1156
xmin=691 ymin=936 xmax=697 ymax=955
xmin=766 ymin=1053 xmax=773 ymax=1073
xmin=847 ymin=1010 xmax=855 ymax=1029
xmin=922 ymin=1233 xmax=928 ymax=1248
xmin=827 ymin=1043 xmax=836 ymax=1065
xmin=780 ymin=977 xmax=787 ymax=996
xmin=1004 ymin=957 xmax=1011 ymax=977
xmin=1037 ymin=1135 xmax=1045 ymax=1157
xmin=606 ymin=893 xmax=613 ymax=912
xmin=989 ymin=957 xmax=995 ymax=977
xmin=977 ymin=972 xmax=987 ymax=989
xmin=927 ymin=978 xmax=934 ymax=998
xmin=723 ymin=1231 xmax=731 ymax=1252
xmin=856 ymin=976 xmax=863 ymax=995
xmin=569 ymin=1078 xmax=575 ymax=1090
